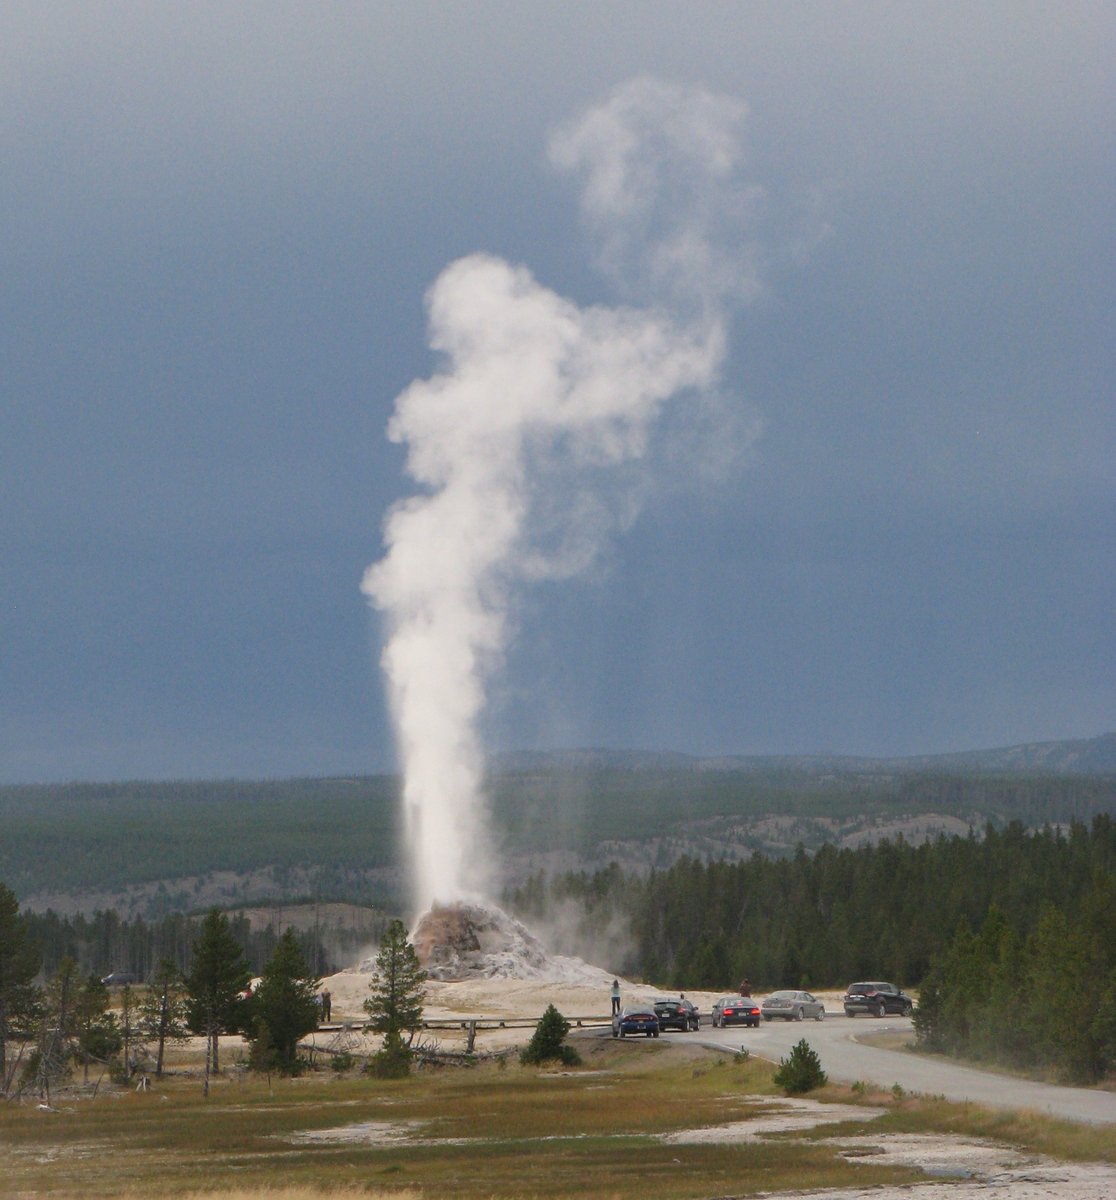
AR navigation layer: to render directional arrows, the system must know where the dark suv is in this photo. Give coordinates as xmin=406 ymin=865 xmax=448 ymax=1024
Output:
xmin=653 ymin=998 xmax=700 ymax=1031
xmin=843 ymin=982 xmax=913 ymax=1017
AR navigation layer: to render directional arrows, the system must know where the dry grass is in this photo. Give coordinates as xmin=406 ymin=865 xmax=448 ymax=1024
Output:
xmin=8 ymin=1039 xmax=1106 ymax=1199
xmin=877 ymin=1093 xmax=1116 ymax=1163
xmin=117 ymin=1192 xmax=419 ymax=1200
xmin=0 ymin=1045 xmax=911 ymax=1199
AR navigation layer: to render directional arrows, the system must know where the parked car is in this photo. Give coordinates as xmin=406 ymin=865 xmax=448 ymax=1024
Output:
xmin=842 ymin=982 xmax=913 ymax=1017
xmin=100 ymin=971 xmax=138 ymax=987
xmin=711 ymin=996 xmax=761 ymax=1028
xmin=653 ymin=997 xmax=700 ymax=1031
xmin=612 ymin=1005 xmax=661 ymax=1038
xmin=761 ymin=990 xmax=825 ymax=1021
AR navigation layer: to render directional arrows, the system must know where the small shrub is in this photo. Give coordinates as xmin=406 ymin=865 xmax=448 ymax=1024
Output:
xmin=891 ymin=1081 xmax=906 ymax=1101
xmin=851 ymin=1079 xmax=868 ymax=1095
xmin=331 ymin=1052 xmax=355 ymax=1072
xmin=773 ymin=1038 xmax=828 ymax=1094
xmin=368 ymin=1031 xmax=412 ymax=1079
xmin=521 ymin=1004 xmax=581 ymax=1067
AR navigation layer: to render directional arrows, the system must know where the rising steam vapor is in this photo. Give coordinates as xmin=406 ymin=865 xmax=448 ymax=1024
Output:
xmin=364 ymin=79 xmax=760 ymax=914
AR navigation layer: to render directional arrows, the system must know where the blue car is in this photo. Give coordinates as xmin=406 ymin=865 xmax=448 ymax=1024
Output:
xmin=612 ymin=1005 xmax=660 ymax=1038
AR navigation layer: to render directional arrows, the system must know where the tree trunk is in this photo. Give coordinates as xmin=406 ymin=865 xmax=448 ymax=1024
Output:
xmin=155 ymin=998 xmax=167 ymax=1078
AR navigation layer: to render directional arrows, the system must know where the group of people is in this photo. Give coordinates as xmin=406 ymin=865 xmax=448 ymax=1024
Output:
xmin=609 ymin=976 xmax=752 ymax=1012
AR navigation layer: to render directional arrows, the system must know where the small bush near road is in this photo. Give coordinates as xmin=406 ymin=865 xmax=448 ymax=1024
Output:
xmin=521 ymin=1004 xmax=580 ymax=1067
xmin=773 ymin=1038 xmax=828 ymax=1094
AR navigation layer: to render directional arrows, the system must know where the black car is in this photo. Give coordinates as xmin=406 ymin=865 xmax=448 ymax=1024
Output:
xmin=653 ymin=998 xmax=700 ymax=1031
xmin=100 ymin=971 xmax=138 ymax=987
xmin=711 ymin=996 xmax=761 ymax=1028
xmin=842 ymin=981 xmax=913 ymax=1017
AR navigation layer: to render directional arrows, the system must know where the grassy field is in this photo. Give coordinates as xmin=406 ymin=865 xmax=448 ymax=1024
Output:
xmin=7 ymin=1038 xmax=1116 ymax=1200
xmin=3 ymin=1043 xmax=922 ymax=1200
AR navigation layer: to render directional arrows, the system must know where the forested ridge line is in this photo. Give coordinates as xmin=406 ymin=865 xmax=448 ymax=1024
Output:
xmin=4 ymin=767 xmax=1113 ymax=901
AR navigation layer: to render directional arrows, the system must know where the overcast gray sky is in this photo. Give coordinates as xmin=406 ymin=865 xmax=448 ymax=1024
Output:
xmin=3 ymin=2 xmax=1113 ymax=782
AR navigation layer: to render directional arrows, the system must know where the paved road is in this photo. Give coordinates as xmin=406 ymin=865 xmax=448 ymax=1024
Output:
xmin=689 ymin=1012 xmax=1116 ymax=1126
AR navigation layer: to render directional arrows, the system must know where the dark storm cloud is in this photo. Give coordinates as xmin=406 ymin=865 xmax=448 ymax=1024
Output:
xmin=2 ymin=2 xmax=1112 ymax=779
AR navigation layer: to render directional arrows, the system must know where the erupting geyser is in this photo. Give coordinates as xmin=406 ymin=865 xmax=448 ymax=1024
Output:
xmin=364 ymin=78 xmax=763 ymax=919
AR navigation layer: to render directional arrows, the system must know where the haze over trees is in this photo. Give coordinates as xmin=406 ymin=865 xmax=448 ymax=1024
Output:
xmin=509 ymin=817 xmax=1116 ymax=986
xmin=914 ymin=878 xmax=1116 ymax=1082
xmin=20 ymin=906 xmax=368 ymax=983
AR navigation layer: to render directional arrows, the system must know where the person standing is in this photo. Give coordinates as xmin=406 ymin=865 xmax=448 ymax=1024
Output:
xmin=610 ymin=978 xmax=621 ymax=1016
xmin=320 ymin=988 xmax=332 ymax=1022
xmin=739 ymin=978 xmax=752 ymax=998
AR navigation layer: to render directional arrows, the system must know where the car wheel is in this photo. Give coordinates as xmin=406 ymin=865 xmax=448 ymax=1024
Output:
xmin=815 ymin=1007 xmax=825 ymax=1021
xmin=904 ymin=1002 xmax=913 ymax=1016
xmin=795 ymin=1008 xmax=804 ymax=1021
xmin=844 ymin=1008 xmax=854 ymax=1018
xmin=763 ymin=1014 xmax=771 ymax=1022
xmin=652 ymin=1030 xmax=659 ymax=1038
xmin=875 ymin=1002 xmax=885 ymax=1018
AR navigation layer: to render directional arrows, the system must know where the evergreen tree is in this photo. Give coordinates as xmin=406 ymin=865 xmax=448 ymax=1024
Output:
xmin=0 ymin=882 xmax=41 ymax=1092
xmin=184 ymin=909 xmax=250 ymax=1093
xmin=74 ymin=973 xmax=120 ymax=1082
xmin=521 ymin=1004 xmax=579 ymax=1066
xmin=363 ymin=920 xmax=425 ymax=1076
xmin=773 ymin=1038 xmax=828 ymax=1094
xmin=139 ymin=958 xmax=190 ymax=1078
xmin=249 ymin=929 xmax=320 ymax=1074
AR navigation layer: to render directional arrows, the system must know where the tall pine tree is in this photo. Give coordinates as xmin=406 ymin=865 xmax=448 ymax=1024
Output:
xmin=184 ymin=909 xmax=250 ymax=1094
xmin=250 ymin=929 xmax=320 ymax=1074
xmin=363 ymin=920 xmax=425 ymax=1076
xmin=0 ymin=883 xmax=40 ymax=1092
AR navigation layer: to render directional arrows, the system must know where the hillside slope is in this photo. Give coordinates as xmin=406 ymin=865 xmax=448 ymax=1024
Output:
xmin=4 ymin=735 xmax=1113 ymax=916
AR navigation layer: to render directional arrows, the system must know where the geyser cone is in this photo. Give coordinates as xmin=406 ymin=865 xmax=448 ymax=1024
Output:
xmin=410 ymin=902 xmax=551 ymax=981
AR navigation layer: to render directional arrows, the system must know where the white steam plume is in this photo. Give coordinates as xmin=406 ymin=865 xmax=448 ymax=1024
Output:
xmin=364 ymin=79 xmax=759 ymax=914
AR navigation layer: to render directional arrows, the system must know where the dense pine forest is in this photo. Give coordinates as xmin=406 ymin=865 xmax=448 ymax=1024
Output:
xmin=507 ymin=816 xmax=1116 ymax=995
xmin=507 ymin=815 xmax=1116 ymax=1079
xmin=15 ymin=906 xmax=386 ymax=981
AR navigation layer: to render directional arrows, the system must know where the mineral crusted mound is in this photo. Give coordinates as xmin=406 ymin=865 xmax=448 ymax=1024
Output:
xmin=370 ymin=901 xmax=612 ymax=985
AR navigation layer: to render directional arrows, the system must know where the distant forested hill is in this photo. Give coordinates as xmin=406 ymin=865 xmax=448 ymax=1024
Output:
xmin=0 ymin=776 xmax=401 ymax=910
xmin=3 ymin=734 xmax=1114 ymax=915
